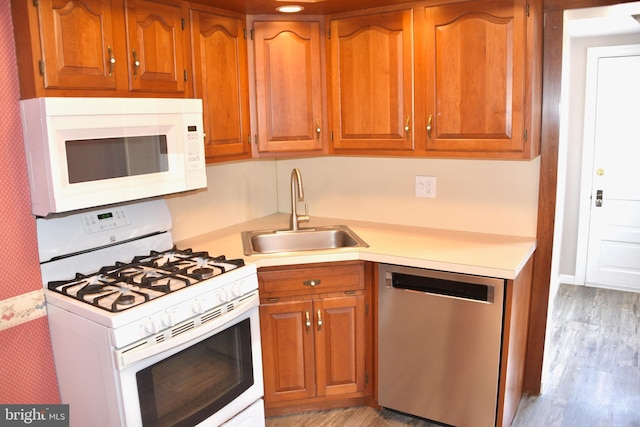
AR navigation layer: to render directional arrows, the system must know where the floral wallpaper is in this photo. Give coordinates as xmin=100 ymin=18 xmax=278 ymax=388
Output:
xmin=0 ymin=0 xmax=60 ymax=404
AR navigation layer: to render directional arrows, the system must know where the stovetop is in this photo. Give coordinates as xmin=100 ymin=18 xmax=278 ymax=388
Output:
xmin=47 ymin=247 xmax=244 ymax=313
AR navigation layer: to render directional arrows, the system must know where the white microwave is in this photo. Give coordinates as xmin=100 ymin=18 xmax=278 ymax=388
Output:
xmin=20 ymin=97 xmax=207 ymax=217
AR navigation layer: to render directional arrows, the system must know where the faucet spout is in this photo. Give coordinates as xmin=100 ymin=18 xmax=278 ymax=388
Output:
xmin=290 ymin=168 xmax=310 ymax=231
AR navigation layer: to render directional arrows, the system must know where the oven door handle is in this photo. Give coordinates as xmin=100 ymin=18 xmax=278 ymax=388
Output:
xmin=114 ymin=292 xmax=259 ymax=370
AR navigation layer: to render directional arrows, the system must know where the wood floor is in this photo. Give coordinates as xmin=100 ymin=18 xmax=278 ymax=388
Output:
xmin=512 ymin=284 xmax=640 ymax=427
xmin=265 ymin=284 xmax=640 ymax=427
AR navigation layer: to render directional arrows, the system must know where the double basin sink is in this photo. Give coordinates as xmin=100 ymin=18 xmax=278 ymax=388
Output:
xmin=241 ymin=225 xmax=368 ymax=256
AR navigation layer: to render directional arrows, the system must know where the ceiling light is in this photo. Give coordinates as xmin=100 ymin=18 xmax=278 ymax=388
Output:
xmin=276 ymin=5 xmax=304 ymax=13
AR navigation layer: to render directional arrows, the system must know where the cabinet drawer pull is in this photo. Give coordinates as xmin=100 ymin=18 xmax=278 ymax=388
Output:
xmin=305 ymin=311 xmax=311 ymax=334
xmin=316 ymin=118 xmax=321 ymax=139
xmin=317 ymin=309 xmax=323 ymax=333
xmin=426 ymin=114 xmax=433 ymax=138
xmin=303 ymin=279 xmax=321 ymax=287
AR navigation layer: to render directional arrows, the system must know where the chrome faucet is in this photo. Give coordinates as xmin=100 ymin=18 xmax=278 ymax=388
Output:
xmin=290 ymin=168 xmax=310 ymax=231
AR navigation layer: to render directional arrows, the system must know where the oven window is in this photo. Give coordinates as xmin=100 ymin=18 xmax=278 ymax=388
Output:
xmin=136 ymin=319 xmax=254 ymax=427
xmin=66 ymin=135 xmax=168 ymax=184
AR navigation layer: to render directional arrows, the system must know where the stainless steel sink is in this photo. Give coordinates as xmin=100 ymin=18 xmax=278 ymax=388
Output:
xmin=241 ymin=225 xmax=368 ymax=255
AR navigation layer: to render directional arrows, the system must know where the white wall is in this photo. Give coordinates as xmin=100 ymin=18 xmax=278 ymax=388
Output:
xmin=275 ymin=157 xmax=540 ymax=237
xmin=165 ymin=160 xmax=278 ymax=241
xmin=553 ymin=9 xmax=640 ymax=289
xmin=167 ymin=155 xmax=541 ymax=242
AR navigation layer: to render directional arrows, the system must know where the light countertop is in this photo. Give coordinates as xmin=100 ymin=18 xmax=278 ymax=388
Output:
xmin=176 ymin=214 xmax=537 ymax=280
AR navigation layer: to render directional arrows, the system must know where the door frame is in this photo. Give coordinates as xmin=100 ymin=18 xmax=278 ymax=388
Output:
xmin=575 ymin=44 xmax=640 ymax=286
xmin=525 ymin=0 xmax=636 ymax=395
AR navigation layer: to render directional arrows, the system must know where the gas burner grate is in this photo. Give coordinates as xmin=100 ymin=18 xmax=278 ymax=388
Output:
xmin=47 ymin=247 xmax=245 ymax=313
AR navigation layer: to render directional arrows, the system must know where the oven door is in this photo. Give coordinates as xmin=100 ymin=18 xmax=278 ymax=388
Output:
xmin=116 ymin=295 xmax=264 ymax=427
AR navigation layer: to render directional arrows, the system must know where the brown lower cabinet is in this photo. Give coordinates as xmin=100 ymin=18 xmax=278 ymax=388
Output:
xmin=258 ymin=257 xmax=533 ymax=425
xmin=257 ymin=261 xmax=373 ymax=416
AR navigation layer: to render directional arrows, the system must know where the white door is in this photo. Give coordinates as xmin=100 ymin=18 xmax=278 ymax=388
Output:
xmin=580 ymin=45 xmax=640 ymax=292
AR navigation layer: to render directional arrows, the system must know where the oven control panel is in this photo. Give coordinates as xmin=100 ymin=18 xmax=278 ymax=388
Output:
xmin=109 ymin=265 xmax=258 ymax=350
xmin=82 ymin=207 xmax=131 ymax=234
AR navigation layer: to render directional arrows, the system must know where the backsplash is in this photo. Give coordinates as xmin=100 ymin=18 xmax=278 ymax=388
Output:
xmin=167 ymin=156 xmax=540 ymax=242
xmin=276 ymin=157 xmax=540 ymax=237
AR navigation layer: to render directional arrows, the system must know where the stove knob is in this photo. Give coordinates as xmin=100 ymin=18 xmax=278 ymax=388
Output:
xmin=218 ymin=289 xmax=229 ymax=303
xmin=192 ymin=299 xmax=204 ymax=314
xmin=161 ymin=311 xmax=175 ymax=328
xmin=231 ymin=283 xmax=242 ymax=298
xmin=144 ymin=318 xmax=160 ymax=335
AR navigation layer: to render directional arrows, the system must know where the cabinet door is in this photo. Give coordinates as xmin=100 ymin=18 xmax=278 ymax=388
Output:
xmin=329 ymin=10 xmax=415 ymax=153
xmin=253 ymin=20 xmax=324 ymax=154
xmin=37 ymin=0 xmax=118 ymax=90
xmin=260 ymin=300 xmax=316 ymax=404
xmin=423 ymin=0 xmax=529 ymax=157
xmin=125 ymin=0 xmax=188 ymax=93
xmin=314 ymin=295 xmax=366 ymax=397
xmin=190 ymin=8 xmax=251 ymax=162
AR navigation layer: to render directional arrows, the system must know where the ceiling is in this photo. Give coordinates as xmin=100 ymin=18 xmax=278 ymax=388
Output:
xmin=565 ymin=1 xmax=640 ymax=37
xmin=190 ymin=0 xmax=640 ymax=23
xmin=189 ymin=0 xmax=416 ymax=15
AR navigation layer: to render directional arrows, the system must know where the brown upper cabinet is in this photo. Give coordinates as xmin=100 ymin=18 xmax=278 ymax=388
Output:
xmin=418 ymin=0 xmax=542 ymax=159
xmin=12 ymin=0 xmax=121 ymax=97
xmin=126 ymin=0 xmax=190 ymax=94
xmin=10 ymin=0 xmax=541 ymax=160
xmin=328 ymin=9 xmax=416 ymax=154
xmin=329 ymin=0 xmax=541 ymax=159
xmin=11 ymin=0 xmax=191 ymax=98
xmin=189 ymin=5 xmax=252 ymax=162
xmin=251 ymin=18 xmax=327 ymax=156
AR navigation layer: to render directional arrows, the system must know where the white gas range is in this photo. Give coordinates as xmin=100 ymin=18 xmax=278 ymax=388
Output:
xmin=37 ymin=199 xmax=264 ymax=427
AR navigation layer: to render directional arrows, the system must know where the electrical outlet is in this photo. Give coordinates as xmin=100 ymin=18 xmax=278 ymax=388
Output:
xmin=415 ymin=175 xmax=436 ymax=198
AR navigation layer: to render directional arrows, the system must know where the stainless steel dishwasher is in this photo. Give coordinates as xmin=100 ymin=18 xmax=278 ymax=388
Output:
xmin=378 ymin=264 xmax=505 ymax=427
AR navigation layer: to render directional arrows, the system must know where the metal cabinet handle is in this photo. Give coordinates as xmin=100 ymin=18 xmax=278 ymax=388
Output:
xmin=317 ymin=309 xmax=323 ymax=333
xmin=305 ymin=311 xmax=311 ymax=334
xmin=596 ymin=190 xmax=603 ymax=207
xmin=132 ymin=49 xmax=140 ymax=79
xmin=303 ymin=279 xmax=321 ymax=287
xmin=107 ymin=46 xmax=116 ymax=77
xmin=404 ymin=116 xmax=411 ymax=138
xmin=316 ymin=119 xmax=321 ymax=139
xmin=426 ymin=115 xmax=433 ymax=138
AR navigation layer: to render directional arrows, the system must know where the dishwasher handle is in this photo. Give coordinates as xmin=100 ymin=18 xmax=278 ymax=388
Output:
xmin=387 ymin=271 xmax=495 ymax=303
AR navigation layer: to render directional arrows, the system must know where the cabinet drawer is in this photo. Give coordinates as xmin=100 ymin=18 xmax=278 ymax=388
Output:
xmin=258 ymin=262 xmax=365 ymax=297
